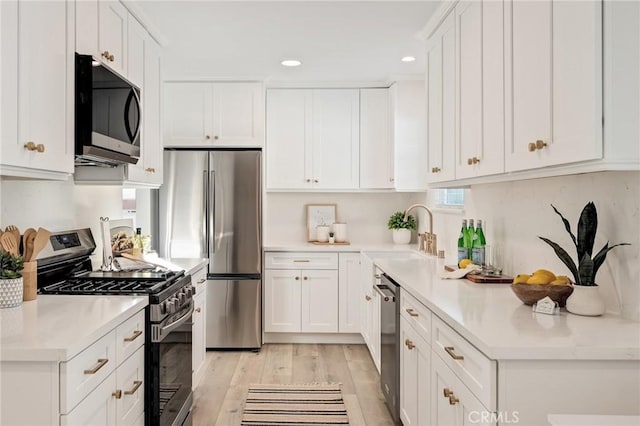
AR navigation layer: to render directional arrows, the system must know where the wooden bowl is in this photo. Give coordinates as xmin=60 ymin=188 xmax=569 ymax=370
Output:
xmin=511 ymin=283 xmax=574 ymax=307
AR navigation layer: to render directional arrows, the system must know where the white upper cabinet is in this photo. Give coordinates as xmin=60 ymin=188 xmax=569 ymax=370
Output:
xmin=0 ymin=0 xmax=74 ymax=179
xmin=125 ymin=36 xmax=163 ymax=187
xmin=266 ymin=89 xmax=359 ymax=190
xmin=126 ymin=13 xmax=145 ymax=89
xmin=163 ymin=82 xmax=264 ymax=148
xmin=360 ymin=88 xmax=393 ymax=189
xmin=505 ymin=0 xmax=602 ymax=172
xmin=265 ymin=89 xmax=311 ymax=189
xmin=98 ymin=0 xmax=128 ymax=75
xmin=426 ymin=13 xmax=456 ymax=183
xmin=455 ymin=0 xmax=504 ymax=179
xmin=391 ymin=81 xmax=428 ymax=191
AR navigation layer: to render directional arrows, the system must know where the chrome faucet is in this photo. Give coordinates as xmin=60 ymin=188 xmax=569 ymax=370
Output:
xmin=404 ymin=204 xmax=437 ymax=256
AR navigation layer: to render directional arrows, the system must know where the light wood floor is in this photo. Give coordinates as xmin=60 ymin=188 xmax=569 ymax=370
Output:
xmin=191 ymin=343 xmax=395 ymax=426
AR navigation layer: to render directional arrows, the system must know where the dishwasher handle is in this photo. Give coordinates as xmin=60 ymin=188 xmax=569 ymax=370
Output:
xmin=374 ymin=284 xmax=395 ymax=302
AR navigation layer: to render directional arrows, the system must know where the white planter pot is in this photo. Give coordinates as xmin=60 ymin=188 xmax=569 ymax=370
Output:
xmin=0 ymin=277 xmax=23 ymax=309
xmin=565 ymin=284 xmax=605 ymax=316
xmin=392 ymin=229 xmax=411 ymax=244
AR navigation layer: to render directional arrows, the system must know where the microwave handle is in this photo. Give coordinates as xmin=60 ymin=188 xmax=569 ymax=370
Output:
xmin=124 ymin=88 xmax=141 ymax=144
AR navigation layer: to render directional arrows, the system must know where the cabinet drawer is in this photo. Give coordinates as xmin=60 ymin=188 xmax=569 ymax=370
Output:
xmin=61 ymin=371 xmax=117 ymax=426
xmin=191 ymin=265 xmax=208 ymax=293
xmin=400 ymin=291 xmax=432 ymax=342
xmin=431 ymin=315 xmax=496 ymax=410
xmin=60 ymin=330 xmax=117 ymax=414
xmin=265 ymin=252 xmax=338 ymax=270
xmin=116 ymin=310 xmax=145 ymax=365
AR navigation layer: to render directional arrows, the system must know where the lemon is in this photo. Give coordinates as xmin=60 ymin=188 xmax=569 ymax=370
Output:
xmin=527 ymin=274 xmax=553 ymax=285
xmin=513 ymin=274 xmax=531 ymax=284
xmin=532 ymin=269 xmax=556 ymax=283
xmin=458 ymin=259 xmax=473 ymax=269
xmin=550 ymin=275 xmax=571 ymax=286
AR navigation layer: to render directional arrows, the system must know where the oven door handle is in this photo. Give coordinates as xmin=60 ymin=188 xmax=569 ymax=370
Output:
xmin=157 ymin=302 xmax=194 ymax=342
xmin=374 ymin=284 xmax=395 ymax=302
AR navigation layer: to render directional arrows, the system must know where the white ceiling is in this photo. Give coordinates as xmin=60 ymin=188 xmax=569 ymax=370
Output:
xmin=133 ymin=1 xmax=441 ymax=83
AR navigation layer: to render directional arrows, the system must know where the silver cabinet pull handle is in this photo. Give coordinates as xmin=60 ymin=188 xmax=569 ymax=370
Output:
xmin=124 ymin=330 xmax=142 ymax=342
xmin=84 ymin=358 xmax=109 ymax=374
xmin=124 ymin=380 xmax=143 ymax=396
xmin=445 ymin=346 xmax=464 ymax=360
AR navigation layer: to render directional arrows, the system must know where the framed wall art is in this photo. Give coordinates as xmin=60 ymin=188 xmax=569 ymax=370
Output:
xmin=306 ymin=204 xmax=337 ymax=241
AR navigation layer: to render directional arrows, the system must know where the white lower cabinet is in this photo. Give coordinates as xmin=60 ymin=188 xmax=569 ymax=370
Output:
xmin=264 ymin=252 xmax=361 ymax=336
xmin=192 ymin=267 xmax=207 ymax=388
xmin=431 ymin=353 xmax=493 ymax=426
xmin=359 ymin=254 xmax=380 ymax=372
xmin=400 ymin=316 xmax=431 ymax=426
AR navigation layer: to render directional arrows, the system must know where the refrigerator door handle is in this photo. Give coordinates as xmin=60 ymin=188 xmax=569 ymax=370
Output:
xmin=209 ymin=170 xmax=216 ymax=254
xmin=202 ymin=170 xmax=208 ymax=258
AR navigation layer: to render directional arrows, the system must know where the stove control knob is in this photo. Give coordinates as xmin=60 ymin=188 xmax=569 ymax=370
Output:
xmin=159 ymin=301 xmax=167 ymax=315
xmin=178 ymin=292 xmax=186 ymax=304
xmin=166 ymin=299 xmax=176 ymax=314
xmin=185 ymin=286 xmax=193 ymax=298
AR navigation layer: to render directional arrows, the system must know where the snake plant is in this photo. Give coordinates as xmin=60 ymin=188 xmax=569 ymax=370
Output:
xmin=539 ymin=202 xmax=630 ymax=286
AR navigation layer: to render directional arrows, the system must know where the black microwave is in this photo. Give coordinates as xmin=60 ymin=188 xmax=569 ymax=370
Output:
xmin=75 ymin=53 xmax=141 ymax=166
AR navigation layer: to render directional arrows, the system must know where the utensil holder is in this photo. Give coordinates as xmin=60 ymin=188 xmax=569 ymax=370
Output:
xmin=22 ymin=261 xmax=37 ymax=301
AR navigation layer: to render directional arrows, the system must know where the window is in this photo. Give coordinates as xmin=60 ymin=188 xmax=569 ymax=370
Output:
xmin=435 ymin=188 xmax=464 ymax=207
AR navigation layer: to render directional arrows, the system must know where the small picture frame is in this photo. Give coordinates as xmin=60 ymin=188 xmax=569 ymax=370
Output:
xmin=306 ymin=204 xmax=337 ymax=241
xmin=100 ymin=218 xmax=135 ymax=258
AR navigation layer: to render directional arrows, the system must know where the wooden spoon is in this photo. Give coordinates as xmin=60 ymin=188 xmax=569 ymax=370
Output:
xmin=5 ymin=225 xmax=20 ymax=249
xmin=29 ymin=227 xmax=51 ymax=261
xmin=0 ymin=233 xmax=19 ymax=256
xmin=22 ymin=228 xmax=36 ymax=258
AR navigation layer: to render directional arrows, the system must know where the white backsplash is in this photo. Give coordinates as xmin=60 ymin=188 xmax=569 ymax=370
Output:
xmin=0 ymin=179 xmax=124 ymax=268
xmin=265 ymin=192 xmax=425 ymax=244
xmin=421 ymin=171 xmax=640 ymax=321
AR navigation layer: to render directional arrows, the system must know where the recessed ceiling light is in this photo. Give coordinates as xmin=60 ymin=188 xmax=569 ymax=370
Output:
xmin=281 ymin=59 xmax=302 ymax=67
xmin=401 ymin=56 xmax=416 ymax=62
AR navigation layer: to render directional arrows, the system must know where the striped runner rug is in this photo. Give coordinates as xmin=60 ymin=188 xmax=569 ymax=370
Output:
xmin=241 ymin=383 xmax=349 ymax=425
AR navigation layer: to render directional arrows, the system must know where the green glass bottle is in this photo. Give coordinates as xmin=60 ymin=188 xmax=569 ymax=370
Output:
xmin=472 ymin=220 xmax=486 ymax=265
xmin=457 ymin=219 xmax=468 ymax=263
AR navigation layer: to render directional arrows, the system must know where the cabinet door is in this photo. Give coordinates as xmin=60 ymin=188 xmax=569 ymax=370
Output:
xmin=312 ymin=89 xmax=360 ymax=189
xmin=455 ymin=0 xmax=504 ymax=179
xmin=391 ymin=81 xmax=428 ymax=191
xmin=301 ymin=270 xmax=339 ymax=333
xmin=61 ymin=373 xmax=117 ymax=426
xmin=76 ymin=0 xmax=99 ymax=57
xmin=359 ymin=255 xmax=374 ymax=345
xmin=2 ymin=0 xmax=74 ymax=176
xmin=98 ymin=0 xmax=127 ymax=75
xmin=264 ymin=269 xmax=302 ymax=332
xmin=127 ymin=37 xmax=162 ymax=186
xmin=164 ymin=82 xmax=212 ymax=147
xmin=338 ymin=253 xmax=361 ymax=333
xmin=126 ymin=14 xmax=145 ymax=89
xmin=400 ymin=318 xmax=431 ymax=426
xmin=266 ymin=89 xmax=313 ymax=189
xmin=506 ymin=0 xmax=602 ymax=171
xmin=116 ymin=347 xmax=145 ymax=426
xmin=360 ymin=88 xmax=393 ymax=189
xmin=192 ymin=290 xmax=206 ymax=388
xmin=212 ymin=82 xmax=264 ymax=147
xmin=369 ymin=284 xmax=381 ymax=372
xmin=426 ymin=13 xmax=456 ymax=183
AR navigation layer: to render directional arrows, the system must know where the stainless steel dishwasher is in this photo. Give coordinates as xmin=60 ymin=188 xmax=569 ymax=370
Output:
xmin=376 ymin=273 xmax=400 ymax=424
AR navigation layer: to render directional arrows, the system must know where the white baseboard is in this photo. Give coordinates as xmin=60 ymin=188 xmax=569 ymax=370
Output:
xmin=264 ymin=333 xmax=365 ymax=344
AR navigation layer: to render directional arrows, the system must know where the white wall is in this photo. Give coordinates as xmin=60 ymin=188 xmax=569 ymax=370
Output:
xmin=0 ymin=179 xmax=124 ymax=268
xmin=265 ymin=192 xmax=425 ymax=244
xmin=423 ymin=171 xmax=640 ymax=321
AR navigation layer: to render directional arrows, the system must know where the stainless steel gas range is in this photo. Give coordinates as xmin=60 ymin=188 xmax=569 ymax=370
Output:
xmin=37 ymin=228 xmax=194 ymax=426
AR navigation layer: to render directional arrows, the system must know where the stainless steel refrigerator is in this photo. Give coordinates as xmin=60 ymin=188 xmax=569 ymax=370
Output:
xmin=157 ymin=149 xmax=262 ymax=349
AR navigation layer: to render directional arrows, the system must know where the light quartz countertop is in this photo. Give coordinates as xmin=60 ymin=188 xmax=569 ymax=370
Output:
xmin=373 ymin=255 xmax=640 ymax=361
xmin=264 ymin=242 xmax=423 ymax=253
xmin=162 ymin=257 xmax=209 ymax=275
xmin=0 ymin=295 xmax=148 ymax=362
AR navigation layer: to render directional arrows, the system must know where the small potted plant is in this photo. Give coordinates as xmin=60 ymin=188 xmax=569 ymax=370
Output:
xmin=388 ymin=211 xmax=417 ymax=244
xmin=539 ymin=202 xmax=630 ymax=316
xmin=0 ymin=251 xmax=25 ymax=308
xmin=328 ymin=232 xmax=335 ymax=244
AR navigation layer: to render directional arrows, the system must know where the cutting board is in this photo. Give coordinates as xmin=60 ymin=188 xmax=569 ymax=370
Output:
xmin=445 ymin=265 xmax=512 ymax=284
